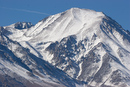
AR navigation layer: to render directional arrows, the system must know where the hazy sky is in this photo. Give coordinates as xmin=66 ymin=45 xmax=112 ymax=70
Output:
xmin=0 ymin=0 xmax=130 ymax=30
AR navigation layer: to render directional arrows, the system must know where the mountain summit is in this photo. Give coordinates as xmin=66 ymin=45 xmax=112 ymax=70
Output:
xmin=0 ymin=8 xmax=130 ymax=87
xmin=25 ymin=8 xmax=105 ymax=42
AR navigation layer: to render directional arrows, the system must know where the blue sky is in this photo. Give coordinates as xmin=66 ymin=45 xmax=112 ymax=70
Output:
xmin=0 ymin=0 xmax=130 ymax=31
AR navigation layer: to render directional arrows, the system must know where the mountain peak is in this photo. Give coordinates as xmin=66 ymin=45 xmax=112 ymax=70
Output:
xmin=65 ymin=8 xmax=105 ymax=17
xmin=69 ymin=7 xmax=81 ymax=11
xmin=24 ymin=8 xmax=106 ymax=42
xmin=6 ymin=22 xmax=33 ymax=29
xmin=14 ymin=22 xmax=33 ymax=29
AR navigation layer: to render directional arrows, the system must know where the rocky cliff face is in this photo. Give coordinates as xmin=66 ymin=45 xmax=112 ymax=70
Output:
xmin=0 ymin=8 xmax=130 ymax=87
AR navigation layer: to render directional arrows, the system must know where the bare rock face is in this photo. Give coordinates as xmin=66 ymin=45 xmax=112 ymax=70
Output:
xmin=14 ymin=22 xmax=33 ymax=29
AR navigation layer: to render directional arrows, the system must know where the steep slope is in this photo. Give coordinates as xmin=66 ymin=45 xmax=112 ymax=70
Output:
xmin=1 ymin=8 xmax=130 ymax=87
xmin=0 ymin=26 xmax=80 ymax=87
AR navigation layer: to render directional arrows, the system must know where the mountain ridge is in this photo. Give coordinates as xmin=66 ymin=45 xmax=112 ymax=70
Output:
xmin=0 ymin=8 xmax=130 ymax=87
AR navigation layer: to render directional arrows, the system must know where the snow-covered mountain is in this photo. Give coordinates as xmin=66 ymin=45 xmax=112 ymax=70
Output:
xmin=0 ymin=8 xmax=130 ymax=87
